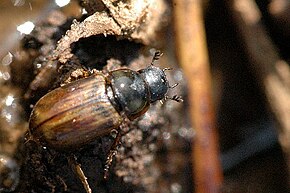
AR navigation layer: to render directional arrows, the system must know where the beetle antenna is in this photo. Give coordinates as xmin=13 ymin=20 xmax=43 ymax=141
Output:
xmin=151 ymin=51 xmax=163 ymax=65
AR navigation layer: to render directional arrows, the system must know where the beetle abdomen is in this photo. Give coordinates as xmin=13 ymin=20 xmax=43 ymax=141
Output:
xmin=29 ymin=73 xmax=123 ymax=150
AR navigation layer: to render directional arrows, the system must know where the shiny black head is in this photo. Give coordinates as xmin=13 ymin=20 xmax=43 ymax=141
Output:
xmin=138 ymin=65 xmax=169 ymax=102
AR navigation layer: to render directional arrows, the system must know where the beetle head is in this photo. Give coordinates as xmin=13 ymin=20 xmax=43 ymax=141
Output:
xmin=138 ymin=65 xmax=169 ymax=102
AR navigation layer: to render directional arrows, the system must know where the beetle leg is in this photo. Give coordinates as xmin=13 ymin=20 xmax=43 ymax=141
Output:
xmin=44 ymin=177 xmax=56 ymax=193
xmin=151 ymin=50 xmax=163 ymax=65
xmin=162 ymin=67 xmax=172 ymax=72
xmin=104 ymin=113 xmax=131 ymax=179
xmin=165 ymin=95 xmax=183 ymax=103
xmin=67 ymin=155 xmax=92 ymax=193
xmin=169 ymin=83 xmax=179 ymax=89
xmin=56 ymin=175 xmax=68 ymax=192
xmin=104 ymin=130 xmax=122 ymax=179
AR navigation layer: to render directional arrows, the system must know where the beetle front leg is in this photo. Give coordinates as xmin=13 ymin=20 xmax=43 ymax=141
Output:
xmin=104 ymin=114 xmax=131 ymax=179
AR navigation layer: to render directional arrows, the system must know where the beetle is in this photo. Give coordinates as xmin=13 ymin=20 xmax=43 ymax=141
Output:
xmin=28 ymin=51 xmax=182 ymax=150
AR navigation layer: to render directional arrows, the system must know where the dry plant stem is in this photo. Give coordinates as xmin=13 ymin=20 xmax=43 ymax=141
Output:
xmin=227 ymin=0 xmax=290 ymax=167
xmin=173 ymin=0 xmax=223 ymax=192
xmin=67 ymin=155 xmax=92 ymax=193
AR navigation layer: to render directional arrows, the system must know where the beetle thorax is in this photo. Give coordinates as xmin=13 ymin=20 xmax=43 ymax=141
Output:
xmin=107 ymin=69 xmax=150 ymax=120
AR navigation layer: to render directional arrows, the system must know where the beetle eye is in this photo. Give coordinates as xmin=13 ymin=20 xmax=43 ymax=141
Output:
xmin=109 ymin=70 xmax=150 ymax=120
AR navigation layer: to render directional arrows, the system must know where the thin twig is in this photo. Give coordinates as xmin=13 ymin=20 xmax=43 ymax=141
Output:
xmin=173 ymin=0 xmax=223 ymax=192
xmin=67 ymin=155 xmax=92 ymax=193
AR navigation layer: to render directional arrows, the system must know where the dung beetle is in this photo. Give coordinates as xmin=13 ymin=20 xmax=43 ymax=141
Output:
xmin=28 ymin=51 xmax=182 ymax=150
